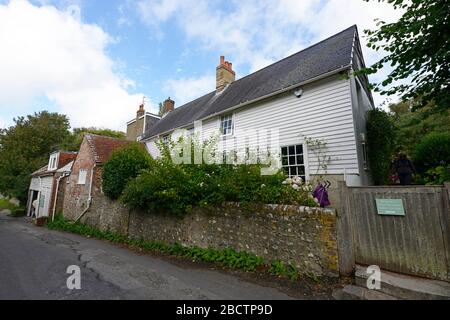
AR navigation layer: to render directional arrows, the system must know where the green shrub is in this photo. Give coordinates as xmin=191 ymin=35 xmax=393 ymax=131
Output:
xmin=422 ymin=166 xmax=450 ymax=185
xmin=121 ymin=136 xmax=317 ymax=215
xmin=366 ymin=109 xmax=397 ymax=185
xmin=0 ymin=198 xmax=18 ymax=211
xmin=102 ymin=142 xmax=154 ymax=199
xmin=121 ymin=162 xmax=193 ymax=215
xmin=413 ymin=132 xmax=450 ymax=172
xmin=121 ymin=161 xmax=316 ymax=215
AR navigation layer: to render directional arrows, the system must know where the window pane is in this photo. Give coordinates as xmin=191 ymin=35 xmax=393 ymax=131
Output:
xmin=296 ymin=145 xmax=303 ymax=154
xmin=298 ymin=166 xmax=305 ymax=175
xmin=296 ymin=155 xmax=304 ymax=165
xmin=283 ymin=167 xmax=289 ymax=175
xmin=289 ymin=156 xmax=296 ymax=165
xmin=289 ymin=167 xmax=297 ymax=177
xmin=289 ymin=146 xmax=295 ymax=155
xmin=282 ymin=156 xmax=288 ymax=166
xmin=281 ymin=147 xmax=288 ymax=156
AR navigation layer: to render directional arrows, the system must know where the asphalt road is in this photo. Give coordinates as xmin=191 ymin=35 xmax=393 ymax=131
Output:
xmin=0 ymin=213 xmax=293 ymax=300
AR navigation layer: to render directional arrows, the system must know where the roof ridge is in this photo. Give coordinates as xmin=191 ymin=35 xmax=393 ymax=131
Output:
xmin=228 ymin=25 xmax=358 ymax=86
xmin=163 ymin=25 xmax=358 ymax=115
xmin=84 ymin=134 xmax=100 ymax=163
xmin=143 ymin=25 xmax=359 ymax=140
xmin=86 ymin=133 xmax=126 ymax=141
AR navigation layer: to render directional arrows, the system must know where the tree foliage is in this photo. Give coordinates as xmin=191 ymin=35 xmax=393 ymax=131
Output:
xmin=413 ymin=132 xmax=450 ymax=172
xmin=0 ymin=112 xmax=71 ymax=202
xmin=389 ymin=100 xmax=450 ymax=156
xmin=363 ymin=0 xmax=450 ymax=111
xmin=102 ymin=142 xmax=154 ymax=199
xmin=366 ymin=108 xmax=397 ymax=185
xmin=61 ymin=127 xmax=126 ymax=151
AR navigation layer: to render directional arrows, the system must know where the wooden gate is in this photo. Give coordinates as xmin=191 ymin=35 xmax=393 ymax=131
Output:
xmin=337 ymin=182 xmax=450 ymax=282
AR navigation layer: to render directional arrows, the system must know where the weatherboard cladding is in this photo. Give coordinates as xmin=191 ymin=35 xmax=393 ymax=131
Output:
xmin=142 ymin=25 xmax=357 ymax=139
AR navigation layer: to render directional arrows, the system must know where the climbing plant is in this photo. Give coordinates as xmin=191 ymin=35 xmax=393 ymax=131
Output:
xmin=366 ymin=109 xmax=397 ymax=185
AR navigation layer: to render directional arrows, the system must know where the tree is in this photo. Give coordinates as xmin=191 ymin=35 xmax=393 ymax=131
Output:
xmin=0 ymin=112 xmax=71 ymax=202
xmin=61 ymin=127 xmax=126 ymax=151
xmin=388 ymin=99 xmax=450 ymax=155
xmin=366 ymin=109 xmax=397 ymax=185
xmin=413 ymin=132 xmax=450 ymax=172
xmin=158 ymin=102 xmax=164 ymax=117
xmin=362 ymin=0 xmax=450 ymax=111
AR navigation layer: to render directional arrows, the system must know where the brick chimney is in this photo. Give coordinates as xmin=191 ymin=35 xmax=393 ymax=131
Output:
xmin=136 ymin=103 xmax=145 ymax=118
xmin=216 ymin=55 xmax=235 ymax=92
xmin=162 ymin=97 xmax=175 ymax=115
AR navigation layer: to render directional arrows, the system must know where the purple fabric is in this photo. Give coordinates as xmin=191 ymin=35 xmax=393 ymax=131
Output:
xmin=312 ymin=184 xmax=330 ymax=208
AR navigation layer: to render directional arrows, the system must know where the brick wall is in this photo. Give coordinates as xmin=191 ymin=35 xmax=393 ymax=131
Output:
xmin=126 ymin=118 xmax=144 ymax=141
xmin=63 ymin=139 xmax=96 ymax=220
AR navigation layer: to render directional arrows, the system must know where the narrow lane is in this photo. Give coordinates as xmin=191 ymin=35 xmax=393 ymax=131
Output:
xmin=0 ymin=214 xmax=293 ymax=300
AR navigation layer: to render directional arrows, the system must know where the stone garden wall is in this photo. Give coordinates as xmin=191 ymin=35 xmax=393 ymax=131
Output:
xmin=73 ymin=197 xmax=339 ymax=277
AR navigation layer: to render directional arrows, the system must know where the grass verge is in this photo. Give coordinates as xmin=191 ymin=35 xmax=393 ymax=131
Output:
xmin=0 ymin=199 xmax=19 ymax=211
xmin=0 ymin=199 xmax=26 ymax=217
xmin=47 ymin=215 xmax=303 ymax=280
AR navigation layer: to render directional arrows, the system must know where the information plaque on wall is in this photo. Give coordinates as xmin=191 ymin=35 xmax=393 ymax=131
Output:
xmin=375 ymin=199 xmax=405 ymax=216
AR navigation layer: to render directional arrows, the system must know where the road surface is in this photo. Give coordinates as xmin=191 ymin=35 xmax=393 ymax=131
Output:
xmin=0 ymin=213 xmax=293 ymax=300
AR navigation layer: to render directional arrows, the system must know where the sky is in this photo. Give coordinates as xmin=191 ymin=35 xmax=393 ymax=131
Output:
xmin=0 ymin=0 xmax=403 ymax=131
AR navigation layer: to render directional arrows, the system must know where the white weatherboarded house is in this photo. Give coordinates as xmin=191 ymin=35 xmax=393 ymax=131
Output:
xmin=132 ymin=26 xmax=374 ymax=205
xmin=27 ymin=151 xmax=77 ymax=218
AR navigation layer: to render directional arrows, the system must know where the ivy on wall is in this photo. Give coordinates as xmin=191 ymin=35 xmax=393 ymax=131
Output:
xmin=366 ymin=109 xmax=397 ymax=185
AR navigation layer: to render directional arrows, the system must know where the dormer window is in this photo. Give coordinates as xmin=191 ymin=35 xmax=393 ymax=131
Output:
xmin=220 ymin=114 xmax=234 ymax=136
xmin=48 ymin=153 xmax=59 ymax=171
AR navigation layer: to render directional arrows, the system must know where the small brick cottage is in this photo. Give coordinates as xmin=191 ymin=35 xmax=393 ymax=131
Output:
xmin=63 ymin=134 xmax=129 ymax=222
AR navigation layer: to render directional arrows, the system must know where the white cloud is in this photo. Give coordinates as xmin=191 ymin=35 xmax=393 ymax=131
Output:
xmin=137 ymin=0 xmax=403 ymax=107
xmin=0 ymin=116 xmax=9 ymax=129
xmin=0 ymin=0 xmax=145 ymax=130
xmin=164 ymin=74 xmax=215 ymax=107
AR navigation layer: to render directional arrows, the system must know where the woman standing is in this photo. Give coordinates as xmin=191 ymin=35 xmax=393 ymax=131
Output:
xmin=393 ymin=153 xmax=416 ymax=185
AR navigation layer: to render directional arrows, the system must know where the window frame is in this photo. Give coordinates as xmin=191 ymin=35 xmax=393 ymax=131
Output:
xmin=162 ymin=134 xmax=170 ymax=146
xmin=220 ymin=114 xmax=234 ymax=137
xmin=77 ymin=169 xmax=88 ymax=185
xmin=280 ymin=144 xmax=307 ymax=180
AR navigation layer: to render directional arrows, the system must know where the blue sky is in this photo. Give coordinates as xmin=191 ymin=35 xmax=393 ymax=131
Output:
xmin=0 ymin=0 xmax=402 ymax=130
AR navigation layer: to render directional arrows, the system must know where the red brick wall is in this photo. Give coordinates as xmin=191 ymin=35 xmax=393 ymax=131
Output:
xmin=63 ymin=138 xmax=96 ymax=220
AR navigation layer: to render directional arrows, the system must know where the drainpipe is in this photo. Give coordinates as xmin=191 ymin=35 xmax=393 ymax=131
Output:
xmin=51 ymin=172 xmax=70 ymax=222
xmin=74 ymin=164 xmax=96 ymax=223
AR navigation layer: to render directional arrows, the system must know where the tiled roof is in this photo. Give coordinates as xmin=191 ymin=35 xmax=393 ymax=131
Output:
xmin=31 ymin=165 xmax=50 ymax=177
xmin=142 ymin=25 xmax=358 ymax=139
xmin=85 ymin=134 xmax=130 ymax=164
xmin=56 ymin=160 xmax=74 ymax=173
